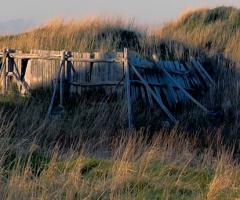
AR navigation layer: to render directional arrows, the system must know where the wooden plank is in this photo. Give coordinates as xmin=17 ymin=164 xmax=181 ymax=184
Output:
xmin=151 ymin=71 xmax=163 ymax=105
xmin=142 ymin=72 xmax=153 ymax=108
xmin=154 ymin=61 xmax=209 ymax=113
xmin=1 ymin=51 xmax=6 ymax=94
xmin=192 ymin=59 xmax=214 ymax=86
xmin=179 ymin=63 xmax=191 ymax=88
xmin=190 ymin=61 xmax=204 ymax=85
xmin=69 ymin=57 xmax=124 ymax=63
xmin=185 ymin=62 xmax=201 ymax=87
xmin=47 ymin=61 xmax=64 ymax=117
xmin=60 ymin=51 xmax=65 ymax=106
xmin=130 ymin=64 xmax=177 ymax=123
xmin=12 ymin=72 xmax=31 ymax=95
xmin=159 ymin=62 xmax=177 ymax=106
xmin=124 ymin=48 xmax=132 ymax=128
xmin=172 ymin=61 xmax=186 ymax=88
xmin=165 ymin=62 xmax=179 ymax=103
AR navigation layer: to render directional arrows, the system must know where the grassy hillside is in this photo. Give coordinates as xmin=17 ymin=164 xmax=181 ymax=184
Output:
xmin=1 ymin=7 xmax=240 ymax=64
xmin=0 ymin=18 xmax=141 ymax=52
xmin=155 ymin=6 xmax=240 ymax=64
xmin=0 ymin=7 xmax=240 ymax=200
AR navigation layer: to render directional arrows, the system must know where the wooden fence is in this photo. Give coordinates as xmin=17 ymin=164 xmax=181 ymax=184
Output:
xmin=0 ymin=48 xmax=214 ymax=127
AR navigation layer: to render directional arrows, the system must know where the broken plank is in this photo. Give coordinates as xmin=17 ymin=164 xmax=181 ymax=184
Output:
xmin=130 ymin=64 xmax=177 ymax=123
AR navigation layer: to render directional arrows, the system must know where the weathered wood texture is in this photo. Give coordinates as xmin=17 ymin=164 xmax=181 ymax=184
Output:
xmin=0 ymin=49 xmax=213 ymax=125
xmin=25 ymin=50 xmax=61 ymax=89
xmin=24 ymin=50 xmax=124 ymax=94
xmin=128 ymin=54 xmax=213 ymax=111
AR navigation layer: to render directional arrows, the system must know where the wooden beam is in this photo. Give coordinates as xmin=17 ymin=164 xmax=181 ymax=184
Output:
xmin=60 ymin=51 xmax=65 ymax=106
xmin=47 ymin=59 xmax=64 ymax=117
xmin=68 ymin=58 xmax=124 ymax=63
xmin=130 ymin=63 xmax=178 ymax=124
xmin=66 ymin=56 xmax=72 ymax=97
xmin=192 ymin=59 xmax=214 ymax=86
xmin=1 ymin=50 xmax=7 ymax=95
xmin=124 ymin=48 xmax=132 ymax=128
xmin=154 ymin=61 xmax=209 ymax=113
xmin=12 ymin=72 xmax=31 ymax=96
xmin=9 ymin=54 xmax=124 ymax=63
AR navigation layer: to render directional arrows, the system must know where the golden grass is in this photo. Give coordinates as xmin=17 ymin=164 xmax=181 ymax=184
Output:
xmin=153 ymin=6 xmax=240 ymax=64
xmin=1 ymin=6 xmax=240 ymax=64
xmin=0 ymin=94 xmax=237 ymax=199
xmin=0 ymin=17 xmax=139 ymax=52
xmin=0 ymin=6 xmax=239 ymax=199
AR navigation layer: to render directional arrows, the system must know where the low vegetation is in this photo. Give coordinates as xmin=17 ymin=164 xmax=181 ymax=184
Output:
xmin=0 ymin=97 xmax=238 ymax=200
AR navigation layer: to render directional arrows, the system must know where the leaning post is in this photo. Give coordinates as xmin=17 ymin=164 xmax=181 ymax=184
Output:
xmin=124 ymin=48 xmax=132 ymax=128
xmin=60 ymin=51 xmax=66 ymax=106
xmin=1 ymin=49 xmax=7 ymax=95
xmin=66 ymin=51 xmax=72 ymax=97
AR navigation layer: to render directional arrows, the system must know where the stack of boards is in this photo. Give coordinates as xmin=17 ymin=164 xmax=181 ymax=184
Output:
xmin=128 ymin=52 xmax=214 ymax=110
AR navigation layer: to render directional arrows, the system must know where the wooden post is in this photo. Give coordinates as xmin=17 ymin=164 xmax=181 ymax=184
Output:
xmin=66 ymin=51 xmax=72 ymax=97
xmin=47 ymin=57 xmax=64 ymax=118
xmin=5 ymin=53 xmax=9 ymax=92
xmin=60 ymin=51 xmax=65 ymax=106
xmin=124 ymin=48 xmax=132 ymax=128
xmin=1 ymin=49 xmax=7 ymax=95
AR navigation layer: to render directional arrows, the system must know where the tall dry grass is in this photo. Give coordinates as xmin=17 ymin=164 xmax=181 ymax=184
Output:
xmin=0 ymin=99 xmax=238 ymax=200
xmin=0 ymin=17 xmax=140 ymax=52
xmin=0 ymin=91 xmax=238 ymax=199
xmin=153 ymin=6 xmax=240 ymax=65
xmin=0 ymin=6 xmax=239 ymax=199
xmin=1 ymin=7 xmax=240 ymax=63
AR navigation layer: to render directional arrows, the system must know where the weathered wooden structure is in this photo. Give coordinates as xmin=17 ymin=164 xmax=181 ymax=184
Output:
xmin=0 ymin=48 xmax=214 ymax=127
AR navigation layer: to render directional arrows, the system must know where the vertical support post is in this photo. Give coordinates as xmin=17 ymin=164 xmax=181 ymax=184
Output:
xmin=124 ymin=48 xmax=132 ymax=128
xmin=60 ymin=51 xmax=65 ymax=106
xmin=66 ymin=51 xmax=72 ymax=97
xmin=47 ymin=55 xmax=65 ymax=118
xmin=1 ymin=49 xmax=7 ymax=95
xmin=5 ymin=51 xmax=9 ymax=92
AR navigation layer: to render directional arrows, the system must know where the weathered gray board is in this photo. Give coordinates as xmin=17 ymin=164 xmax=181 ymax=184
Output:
xmin=25 ymin=50 xmax=61 ymax=89
xmin=24 ymin=50 xmax=124 ymax=94
xmin=0 ymin=49 xmax=213 ymax=125
xmin=0 ymin=49 xmax=212 ymax=114
xmin=127 ymin=53 xmax=213 ymax=109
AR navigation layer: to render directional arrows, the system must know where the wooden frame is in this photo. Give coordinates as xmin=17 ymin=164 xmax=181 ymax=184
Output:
xmin=0 ymin=48 xmax=213 ymax=128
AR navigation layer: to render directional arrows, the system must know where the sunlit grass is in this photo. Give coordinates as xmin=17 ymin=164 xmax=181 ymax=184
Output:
xmin=0 ymin=6 xmax=239 ymax=200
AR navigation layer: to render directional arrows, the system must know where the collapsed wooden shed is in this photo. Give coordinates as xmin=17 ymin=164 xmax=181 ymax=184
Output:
xmin=0 ymin=48 xmax=214 ymax=127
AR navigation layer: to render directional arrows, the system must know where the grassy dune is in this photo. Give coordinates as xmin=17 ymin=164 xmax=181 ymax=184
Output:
xmin=155 ymin=6 xmax=240 ymax=64
xmin=1 ymin=6 xmax=240 ymax=62
xmin=0 ymin=6 xmax=239 ymax=200
xmin=0 ymin=17 xmax=140 ymax=52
